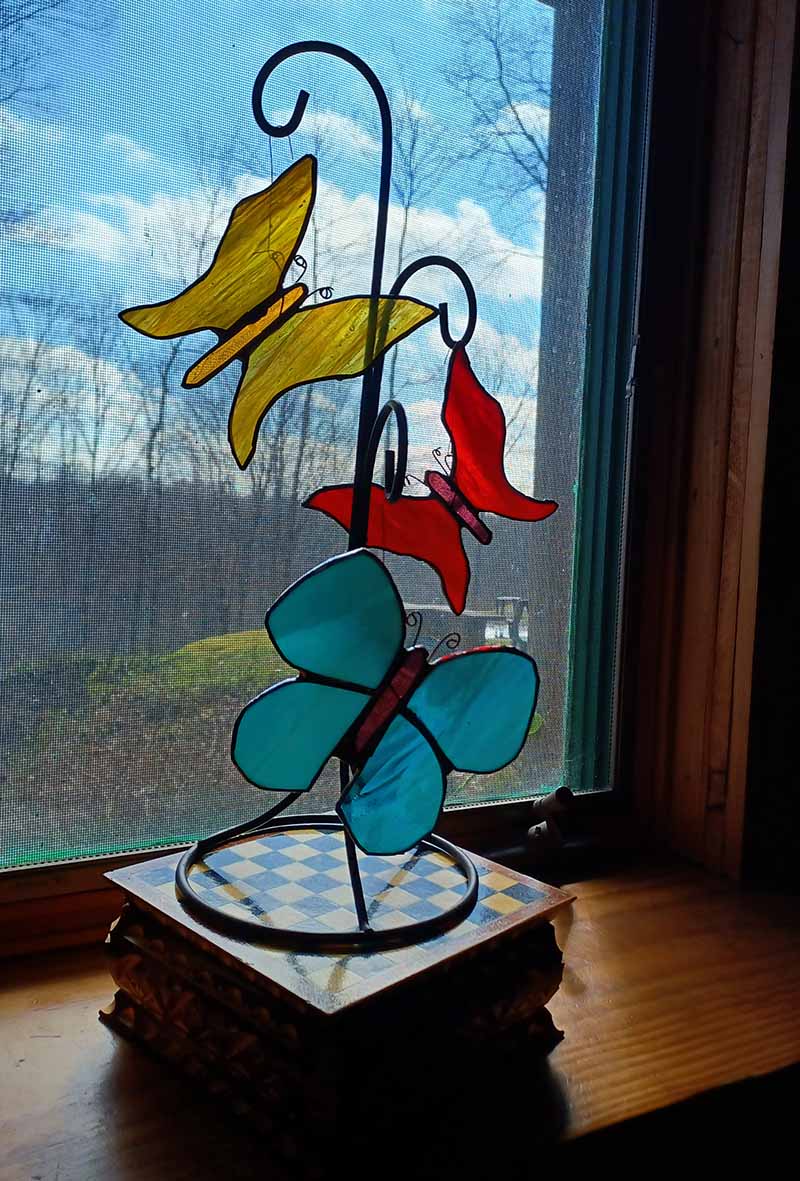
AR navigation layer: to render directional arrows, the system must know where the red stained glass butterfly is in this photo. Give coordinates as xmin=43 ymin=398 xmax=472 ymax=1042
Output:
xmin=305 ymin=345 xmax=558 ymax=614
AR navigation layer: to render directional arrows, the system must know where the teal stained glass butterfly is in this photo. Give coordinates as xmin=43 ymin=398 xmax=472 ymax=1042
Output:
xmin=231 ymin=549 xmax=539 ymax=856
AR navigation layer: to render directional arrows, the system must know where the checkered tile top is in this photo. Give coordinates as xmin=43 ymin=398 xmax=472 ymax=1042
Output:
xmin=108 ymin=827 xmax=571 ymax=1015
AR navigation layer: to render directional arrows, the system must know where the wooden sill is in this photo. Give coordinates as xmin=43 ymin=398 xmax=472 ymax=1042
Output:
xmin=1 ymin=858 xmax=798 ymax=1176
xmin=0 ymin=794 xmax=628 ymax=959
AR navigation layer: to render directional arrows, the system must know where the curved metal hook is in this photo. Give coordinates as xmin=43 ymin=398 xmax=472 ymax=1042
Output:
xmin=253 ymin=41 xmax=388 ymax=154
xmin=251 ymin=41 xmax=393 ymax=552
xmin=363 ymin=399 xmax=408 ymax=502
xmin=361 ymin=256 xmax=477 ymax=476
xmin=390 ymin=255 xmax=478 ymax=349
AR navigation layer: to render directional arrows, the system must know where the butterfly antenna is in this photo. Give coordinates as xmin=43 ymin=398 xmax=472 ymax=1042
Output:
xmin=432 ymin=446 xmax=449 ymax=474
xmin=404 ymin=472 xmax=425 ymax=488
xmin=405 ymin=610 xmax=423 ymax=645
xmin=429 ymin=631 xmax=461 ymax=659
xmin=309 ymin=285 xmax=334 ymax=301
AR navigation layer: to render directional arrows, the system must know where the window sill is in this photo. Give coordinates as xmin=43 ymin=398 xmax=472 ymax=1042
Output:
xmin=2 ymin=857 xmax=798 ymax=1172
xmin=0 ymin=792 xmax=628 ymax=958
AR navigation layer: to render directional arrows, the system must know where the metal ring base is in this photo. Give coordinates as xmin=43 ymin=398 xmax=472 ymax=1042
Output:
xmin=175 ymin=813 xmax=479 ymax=952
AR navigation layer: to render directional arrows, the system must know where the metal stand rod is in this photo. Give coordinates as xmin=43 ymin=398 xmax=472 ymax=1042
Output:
xmin=194 ymin=791 xmax=301 ymax=855
xmin=252 ymin=42 xmax=396 ymax=927
xmin=339 ymin=759 xmax=370 ymax=931
xmin=344 ymin=829 xmax=370 ymax=932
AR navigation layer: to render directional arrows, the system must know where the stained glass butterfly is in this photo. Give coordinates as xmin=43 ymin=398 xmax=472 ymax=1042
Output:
xmin=305 ymin=345 xmax=558 ymax=614
xmin=119 ymin=155 xmax=436 ymax=468
xmin=231 ymin=548 xmax=539 ymax=856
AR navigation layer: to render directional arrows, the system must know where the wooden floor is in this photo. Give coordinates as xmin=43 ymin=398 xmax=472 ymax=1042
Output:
xmin=1 ymin=860 xmax=799 ymax=1179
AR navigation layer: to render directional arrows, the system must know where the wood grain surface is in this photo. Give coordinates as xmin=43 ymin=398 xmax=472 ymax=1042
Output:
xmin=1 ymin=862 xmax=799 ymax=1179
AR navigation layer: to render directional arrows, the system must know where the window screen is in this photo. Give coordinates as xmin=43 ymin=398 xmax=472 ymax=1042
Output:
xmin=0 ymin=0 xmax=638 ymax=868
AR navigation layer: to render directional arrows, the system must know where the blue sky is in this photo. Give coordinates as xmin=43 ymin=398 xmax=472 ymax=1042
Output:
xmin=1 ymin=0 xmax=557 ymax=490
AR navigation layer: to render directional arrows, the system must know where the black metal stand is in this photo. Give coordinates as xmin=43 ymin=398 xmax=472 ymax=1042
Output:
xmin=175 ymin=813 xmax=478 ymax=952
xmin=173 ymin=41 xmax=484 ymax=950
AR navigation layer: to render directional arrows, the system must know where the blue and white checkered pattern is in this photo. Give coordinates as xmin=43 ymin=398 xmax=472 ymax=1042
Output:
xmin=132 ymin=827 xmax=552 ymax=999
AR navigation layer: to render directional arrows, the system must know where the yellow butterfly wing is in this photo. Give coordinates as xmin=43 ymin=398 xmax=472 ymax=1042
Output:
xmin=229 ymin=296 xmax=437 ymax=468
xmin=119 ymin=155 xmax=316 ymax=338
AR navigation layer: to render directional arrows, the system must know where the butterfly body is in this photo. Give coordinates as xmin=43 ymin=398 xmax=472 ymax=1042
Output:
xmin=306 ymin=346 xmax=557 ymax=613
xmin=341 ymin=644 xmax=430 ymax=765
xmin=424 ymin=468 xmax=492 ymax=545
xmin=119 ymin=154 xmax=436 ymax=468
xmin=183 ymin=282 xmax=309 ymax=388
xmin=231 ymin=549 xmax=538 ymax=855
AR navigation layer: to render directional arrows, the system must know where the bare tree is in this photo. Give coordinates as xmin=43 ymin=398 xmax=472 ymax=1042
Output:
xmin=0 ymin=294 xmax=65 ymax=479
xmin=445 ymin=0 xmax=552 ymax=200
xmin=382 ymin=85 xmax=456 ymax=403
xmin=0 ymin=0 xmax=115 ymax=104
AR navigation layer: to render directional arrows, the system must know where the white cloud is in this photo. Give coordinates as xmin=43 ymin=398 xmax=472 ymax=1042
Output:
xmin=0 ymin=335 xmax=149 ymax=475
xmin=14 ymin=168 xmax=542 ymax=471
xmin=0 ymin=107 xmax=62 ymax=146
xmin=496 ymin=100 xmax=549 ymax=141
xmin=309 ymin=178 xmax=543 ymax=304
xmin=391 ymin=315 xmax=538 ymax=396
xmin=5 ymin=217 xmax=68 ymax=248
xmin=7 ymin=204 xmax=134 ymax=262
xmin=62 ymin=209 xmax=133 ymax=263
xmin=470 ymin=318 xmax=538 ymax=389
xmin=272 ymin=108 xmax=380 ymax=157
xmin=102 ymin=133 xmax=160 ymax=169
xmin=40 ymin=167 xmax=543 ymax=309
xmin=394 ymin=94 xmax=432 ymax=123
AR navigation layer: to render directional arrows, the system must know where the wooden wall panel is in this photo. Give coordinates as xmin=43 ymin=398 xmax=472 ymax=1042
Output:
xmin=629 ymin=0 xmax=796 ymax=875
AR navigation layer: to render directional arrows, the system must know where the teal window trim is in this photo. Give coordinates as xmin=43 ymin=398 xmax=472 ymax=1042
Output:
xmin=564 ymin=0 xmax=657 ymax=793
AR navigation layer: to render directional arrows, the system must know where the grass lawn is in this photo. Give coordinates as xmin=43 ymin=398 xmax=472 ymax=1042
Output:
xmin=1 ymin=633 xmax=546 ymax=868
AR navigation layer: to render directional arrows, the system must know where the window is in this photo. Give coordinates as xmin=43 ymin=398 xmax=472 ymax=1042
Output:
xmin=0 ymin=0 xmax=653 ymax=870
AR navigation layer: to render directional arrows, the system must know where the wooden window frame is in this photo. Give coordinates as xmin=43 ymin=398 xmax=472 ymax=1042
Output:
xmin=621 ymin=0 xmax=795 ymax=876
xmin=1 ymin=0 xmax=795 ymax=957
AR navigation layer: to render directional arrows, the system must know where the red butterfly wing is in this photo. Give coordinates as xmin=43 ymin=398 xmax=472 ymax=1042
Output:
xmin=443 ymin=346 xmax=558 ymax=521
xmin=305 ymin=483 xmax=471 ymax=614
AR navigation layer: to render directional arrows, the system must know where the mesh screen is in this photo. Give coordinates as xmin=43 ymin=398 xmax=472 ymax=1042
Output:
xmin=0 ymin=0 xmax=604 ymax=867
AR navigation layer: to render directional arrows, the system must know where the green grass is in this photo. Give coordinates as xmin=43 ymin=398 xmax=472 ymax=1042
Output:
xmin=1 ymin=630 xmax=293 ymax=869
xmin=2 ymin=635 xmax=550 ymax=867
xmin=1 ymin=629 xmax=289 ymax=790
xmin=111 ymin=630 xmax=289 ymax=705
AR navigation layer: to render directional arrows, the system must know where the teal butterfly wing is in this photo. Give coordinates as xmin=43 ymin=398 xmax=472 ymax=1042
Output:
xmin=231 ymin=549 xmax=405 ymax=793
xmin=407 ymin=648 xmax=538 ymax=772
xmin=231 ymin=549 xmax=538 ymax=854
xmin=232 ymin=679 xmax=367 ymax=792
xmin=338 ymin=647 xmax=538 ymax=855
xmin=266 ymin=548 xmax=405 ymax=689
xmin=337 ymin=713 xmax=446 ymax=855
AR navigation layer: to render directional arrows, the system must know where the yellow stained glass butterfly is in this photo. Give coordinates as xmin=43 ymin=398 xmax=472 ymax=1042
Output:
xmin=120 ymin=155 xmax=437 ymax=468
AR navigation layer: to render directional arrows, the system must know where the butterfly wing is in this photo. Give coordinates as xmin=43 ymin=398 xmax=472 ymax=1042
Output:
xmin=407 ymin=647 xmax=538 ymax=772
xmin=337 ymin=713 xmax=445 ymax=855
xmin=305 ymin=482 xmax=471 ymax=615
xmin=120 ymin=155 xmax=316 ymax=338
xmin=266 ymin=548 xmax=405 ymax=691
xmin=444 ymin=346 xmax=558 ymax=522
xmin=232 ymin=678 xmax=367 ymax=792
xmin=229 ymin=295 xmax=436 ymax=468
